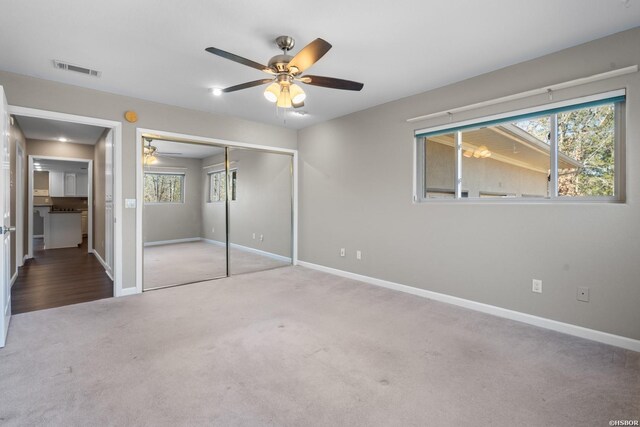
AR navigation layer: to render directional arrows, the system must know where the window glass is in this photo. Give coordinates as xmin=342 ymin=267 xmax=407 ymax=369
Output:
xmin=144 ymin=173 xmax=184 ymax=203
xmin=424 ymin=133 xmax=456 ymax=198
xmin=416 ymin=95 xmax=622 ymax=202
xmin=461 ymin=116 xmax=551 ymax=198
xmin=557 ymin=104 xmax=615 ymax=197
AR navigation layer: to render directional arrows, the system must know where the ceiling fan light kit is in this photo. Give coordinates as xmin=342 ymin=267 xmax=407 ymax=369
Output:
xmin=206 ymin=36 xmax=363 ymax=110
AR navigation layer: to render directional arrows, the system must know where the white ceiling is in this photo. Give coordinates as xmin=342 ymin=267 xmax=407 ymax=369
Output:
xmin=34 ymin=159 xmax=88 ymax=173
xmin=1 ymin=0 xmax=639 ymax=130
xmin=14 ymin=116 xmax=107 ymax=145
xmin=151 ymin=139 xmax=224 ymax=159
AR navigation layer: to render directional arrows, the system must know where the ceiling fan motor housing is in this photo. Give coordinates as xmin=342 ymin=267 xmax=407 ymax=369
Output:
xmin=268 ymin=54 xmax=294 ymax=73
xmin=275 ymin=35 xmax=295 ymax=51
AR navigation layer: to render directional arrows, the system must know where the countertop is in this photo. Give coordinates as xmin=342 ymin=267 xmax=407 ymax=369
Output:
xmin=49 ymin=211 xmax=82 ymax=214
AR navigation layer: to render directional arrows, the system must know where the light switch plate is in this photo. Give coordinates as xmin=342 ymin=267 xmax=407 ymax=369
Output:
xmin=125 ymin=199 xmax=136 ymax=209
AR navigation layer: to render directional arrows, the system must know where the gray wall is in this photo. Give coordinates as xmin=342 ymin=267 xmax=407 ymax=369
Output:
xmin=298 ymin=27 xmax=640 ymax=340
xmin=26 ymin=138 xmax=95 ymax=159
xmin=0 ymin=70 xmax=298 ymax=290
xmin=33 ymin=171 xmax=49 ymax=190
xmin=201 ymin=149 xmax=292 ymax=258
xmin=144 ymin=156 xmax=203 ymax=243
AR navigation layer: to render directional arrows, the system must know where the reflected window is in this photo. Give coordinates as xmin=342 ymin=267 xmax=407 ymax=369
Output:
xmin=144 ymin=173 xmax=184 ymax=203
xmin=209 ymin=169 xmax=237 ymax=202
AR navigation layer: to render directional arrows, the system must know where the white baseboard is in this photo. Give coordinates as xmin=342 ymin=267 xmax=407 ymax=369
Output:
xmin=91 ymin=249 xmax=113 ymax=280
xmin=23 ymin=255 xmax=30 ymax=263
xmin=297 ymin=261 xmax=640 ymax=352
xmin=202 ymin=239 xmax=292 ymax=263
xmin=10 ymin=270 xmax=17 ymax=288
xmin=144 ymin=237 xmax=201 ymax=247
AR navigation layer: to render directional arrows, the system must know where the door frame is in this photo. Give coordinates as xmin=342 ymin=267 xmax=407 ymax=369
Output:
xmin=27 ymin=155 xmax=93 ymax=255
xmin=135 ymin=128 xmax=299 ymax=294
xmin=9 ymin=106 xmax=125 ymax=297
xmin=15 ymin=144 xmax=24 ymax=271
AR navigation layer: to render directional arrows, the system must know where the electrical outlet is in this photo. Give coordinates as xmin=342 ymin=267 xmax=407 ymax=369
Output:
xmin=252 ymin=233 xmax=256 ymax=240
xmin=577 ymin=287 xmax=589 ymax=302
xmin=211 ymin=227 xmax=215 ymax=233
xmin=356 ymin=250 xmax=362 ymax=260
xmin=532 ymin=279 xmax=542 ymax=294
xmin=260 ymin=234 xmax=264 ymax=242
xmin=340 ymin=248 xmax=346 ymax=257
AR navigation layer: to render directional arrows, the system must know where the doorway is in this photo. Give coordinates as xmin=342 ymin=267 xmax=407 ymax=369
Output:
xmin=137 ymin=131 xmax=297 ymax=291
xmin=8 ymin=114 xmax=117 ymax=313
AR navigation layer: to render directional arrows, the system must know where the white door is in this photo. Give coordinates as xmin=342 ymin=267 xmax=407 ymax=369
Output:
xmin=0 ymin=86 xmax=12 ymax=347
xmin=104 ymin=130 xmax=113 ymax=273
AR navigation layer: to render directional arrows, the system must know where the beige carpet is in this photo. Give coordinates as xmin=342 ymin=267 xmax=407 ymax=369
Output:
xmin=143 ymin=241 xmax=290 ymax=289
xmin=0 ymin=266 xmax=638 ymax=426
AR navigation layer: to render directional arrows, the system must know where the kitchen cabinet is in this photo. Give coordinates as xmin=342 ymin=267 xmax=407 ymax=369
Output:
xmin=49 ymin=171 xmax=65 ymax=197
xmin=76 ymin=173 xmax=88 ymax=197
xmin=81 ymin=210 xmax=88 ymax=235
xmin=47 ymin=171 xmax=88 ymax=198
xmin=64 ymin=173 xmax=76 ymax=196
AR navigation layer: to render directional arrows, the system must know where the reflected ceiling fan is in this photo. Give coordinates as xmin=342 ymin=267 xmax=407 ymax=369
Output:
xmin=205 ymin=36 xmax=364 ymax=109
xmin=143 ymin=138 xmax=182 ymax=165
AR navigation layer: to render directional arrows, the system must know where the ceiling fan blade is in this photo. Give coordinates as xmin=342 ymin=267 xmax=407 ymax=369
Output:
xmin=300 ymin=75 xmax=364 ymax=91
xmin=205 ymin=47 xmax=273 ymax=74
xmin=288 ymin=38 xmax=332 ymax=74
xmin=223 ymin=79 xmax=274 ymax=93
xmin=293 ymin=101 xmax=305 ymax=109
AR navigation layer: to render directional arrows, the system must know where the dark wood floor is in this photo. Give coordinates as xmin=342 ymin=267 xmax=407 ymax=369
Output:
xmin=11 ymin=238 xmax=113 ymax=314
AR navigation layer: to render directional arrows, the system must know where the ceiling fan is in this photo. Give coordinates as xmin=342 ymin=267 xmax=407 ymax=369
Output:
xmin=143 ymin=138 xmax=182 ymax=165
xmin=205 ymin=36 xmax=364 ymax=109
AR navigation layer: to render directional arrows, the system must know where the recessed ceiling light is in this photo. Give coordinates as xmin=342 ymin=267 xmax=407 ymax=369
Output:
xmin=58 ymin=137 xmax=68 ymax=142
xmin=210 ymin=87 xmax=223 ymax=96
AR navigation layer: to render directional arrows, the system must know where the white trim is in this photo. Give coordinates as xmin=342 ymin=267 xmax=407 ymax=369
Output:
xmin=10 ymin=271 xmax=17 ymax=289
xmin=414 ymin=89 xmax=626 ymax=136
xmin=33 ymin=234 xmax=43 ymax=238
xmin=11 ymin=106 xmax=124 ymax=298
xmin=22 ymin=255 xmax=30 ymax=262
xmin=136 ymin=128 xmax=299 ymax=292
xmin=118 ymin=286 xmax=139 ymax=297
xmin=407 ymin=66 xmax=637 ymax=123
xmin=297 ymin=261 xmax=640 ymax=352
xmin=138 ymin=128 xmax=297 ymax=155
xmin=91 ymin=249 xmax=113 ymax=281
xmin=144 ymin=237 xmax=201 ymax=247
xmin=202 ymin=238 xmax=292 ymax=263
xmin=16 ymin=144 xmax=24 ymax=268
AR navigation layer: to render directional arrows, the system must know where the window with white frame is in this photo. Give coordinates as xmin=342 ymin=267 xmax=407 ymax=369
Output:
xmin=208 ymin=169 xmax=237 ymax=202
xmin=415 ymin=91 xmax=624 ymax=201
xmin=144 ymin=172 xmax=185 ymax=203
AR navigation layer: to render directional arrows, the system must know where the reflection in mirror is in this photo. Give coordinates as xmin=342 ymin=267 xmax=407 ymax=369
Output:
xmin=142 ymin=139 xmax=227 ymax=290
xmin=424 ymin=133 xmax=458 ymax=199
xmin=461 ymin=116 xmax=553 ymax=198
xmin=226 ymin=148 xmax=293 ymax=275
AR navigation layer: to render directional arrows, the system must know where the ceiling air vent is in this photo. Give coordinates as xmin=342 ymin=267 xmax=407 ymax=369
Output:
xmin=53 ymin=60 xmax=101 ymax=77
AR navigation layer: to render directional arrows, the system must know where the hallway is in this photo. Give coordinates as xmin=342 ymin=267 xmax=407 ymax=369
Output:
xmin=11 ymin=238 xmax=113 ymax=314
